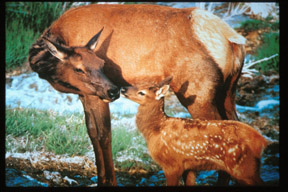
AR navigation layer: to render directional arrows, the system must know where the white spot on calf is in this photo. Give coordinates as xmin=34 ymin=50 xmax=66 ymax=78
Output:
xmin=228 ymin=148 xmax=235 ymax=154
xmin=181 ymin=145 xmax=185 ymax=150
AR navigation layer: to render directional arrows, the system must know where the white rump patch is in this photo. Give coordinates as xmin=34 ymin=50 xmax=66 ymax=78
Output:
xmin=190 ymin=9 xmax=246 ymax=79
xmin=228 ymin=36 xmax=246 ymax=45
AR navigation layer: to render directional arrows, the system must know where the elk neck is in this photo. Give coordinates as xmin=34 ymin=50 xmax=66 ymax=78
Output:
xmin=136 ymin=98 xmax=167 ymax=140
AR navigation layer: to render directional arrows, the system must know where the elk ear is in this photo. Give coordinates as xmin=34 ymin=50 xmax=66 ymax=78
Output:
xmin=155 ymin=84 xmax=170 ymax=100
xmin=44 ymin=38 xmax=69 ymax=61
xmin=85 ymin=27 xmax=104 ymax=51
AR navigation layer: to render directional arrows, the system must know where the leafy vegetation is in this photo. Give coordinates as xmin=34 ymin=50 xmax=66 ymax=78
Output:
xmin=5 ymin=2 xmax=73 ymax=71
xmin=239 ymin=17 xmax=279 ymax=33
xmin=238 ymin=16 xmax=279 ymax=73
xmin=254 ymin=32 xmax=279 ymax=73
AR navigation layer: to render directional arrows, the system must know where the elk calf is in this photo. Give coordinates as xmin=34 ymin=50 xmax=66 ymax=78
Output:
xmin=121 ymin=76 xmax=268 ymax=186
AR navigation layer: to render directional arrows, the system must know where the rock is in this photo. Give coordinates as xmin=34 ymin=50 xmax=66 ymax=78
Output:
xmin=63 ymin=176 xmax=79 ymax=185
xmin=43 ymin=171 xmax=63 ymax=185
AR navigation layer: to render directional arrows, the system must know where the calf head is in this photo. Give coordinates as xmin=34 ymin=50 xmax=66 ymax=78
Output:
xmin=121 ymin=76 xmax=173 ymax=105
xmin=29 ymin=28 xmax=119 ymax=102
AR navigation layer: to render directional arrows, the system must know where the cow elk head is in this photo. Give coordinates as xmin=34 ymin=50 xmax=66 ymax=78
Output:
xmin=42 ymin=28 xmax=119 ymax=102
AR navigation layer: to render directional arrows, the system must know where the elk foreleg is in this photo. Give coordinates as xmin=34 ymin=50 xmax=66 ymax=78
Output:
xmin=80 ymin=95 xmax=117 ymax=186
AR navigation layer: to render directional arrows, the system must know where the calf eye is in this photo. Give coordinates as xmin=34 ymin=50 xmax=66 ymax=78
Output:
xmin=138 ymin=91 xmax=146 ymax=96
xmin=74 ymin=68 xmax=85 ymax=74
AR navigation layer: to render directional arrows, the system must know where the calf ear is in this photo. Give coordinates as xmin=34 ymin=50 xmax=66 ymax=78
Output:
xmin=44 ymin=38 xmax=70 ymax=61
xmin=158 ymin=76 xmax=173 ymax=87
xmin=155 ymin=85 xmax=170 ymax=100
xmin=85 ymin=27 xmax=104 ymax=51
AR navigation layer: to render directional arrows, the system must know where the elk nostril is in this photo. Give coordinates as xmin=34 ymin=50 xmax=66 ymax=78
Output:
xmin=108 ymin=88 xmax=120 ymax=99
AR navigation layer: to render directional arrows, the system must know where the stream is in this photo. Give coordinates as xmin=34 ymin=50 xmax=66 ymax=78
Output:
xmin=5 ymin=2 xmax=279 ymax=187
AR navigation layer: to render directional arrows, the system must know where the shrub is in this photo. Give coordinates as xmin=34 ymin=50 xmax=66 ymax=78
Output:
xmin=255 ymin=32 xmax=279 ymax=73
xmin=239 ymin=17 xmax=279 ymax=33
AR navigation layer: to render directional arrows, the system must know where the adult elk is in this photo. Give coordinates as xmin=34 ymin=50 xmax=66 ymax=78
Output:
xmin=28 ymin=4 xmax=246 ymax=186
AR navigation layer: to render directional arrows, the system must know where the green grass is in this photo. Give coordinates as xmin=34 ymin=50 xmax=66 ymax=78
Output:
xmin=255 ymin=32 xmax=279 ymax=73
xmin=5 ymin=107 xmax=150 ymax=167
xmin=112 ymin=125 xmax=138 ymax=158
xmin=5 ymin=20 xmax=40 ymax=70
xmin=5 ymin=108 xmax=91 ymax=156
xmin=237 ymin=17 xmax=279 ymax=73
xmin=239 ymin=17 xmax=279 ymax=33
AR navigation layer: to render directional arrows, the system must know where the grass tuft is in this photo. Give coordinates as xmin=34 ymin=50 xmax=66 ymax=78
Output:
xmin=5 ymin=108 xmax=90 ymax=156
xmin=5 ymin=20 xmax=40 ymax=70
xmin=5 ymin=108 xmax=150 ymax=165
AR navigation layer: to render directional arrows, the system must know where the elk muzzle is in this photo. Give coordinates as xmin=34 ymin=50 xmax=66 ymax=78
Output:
xmin=91 ymin=72 xmax=120 ymax=102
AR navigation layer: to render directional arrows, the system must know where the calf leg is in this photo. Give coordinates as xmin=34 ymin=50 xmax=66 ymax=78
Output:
xmin=80 ymin=95 xmax=117 ymax=186
xmin=173 ymin=81 xmax=231 ymax=185
xmin=164 ymin=168 xmax=182 ymax=186
xmin=182 ymin=170 xmax=196 ymax=186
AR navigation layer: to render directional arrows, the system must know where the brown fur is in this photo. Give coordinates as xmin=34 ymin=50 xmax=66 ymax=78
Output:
xmin=28 ymin=4 xmax=246 ymax=186
xmin=46 ymin=4 xmax=246 ymax=121
xmin=121 ymin=78 xmax=267 ymax=186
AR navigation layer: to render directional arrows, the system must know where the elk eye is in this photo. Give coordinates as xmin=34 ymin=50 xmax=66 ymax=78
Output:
xmin=138 ymin=91 xmax=146 ymax=96
xmin=74 ymin=68 xmax=85 ymax=74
